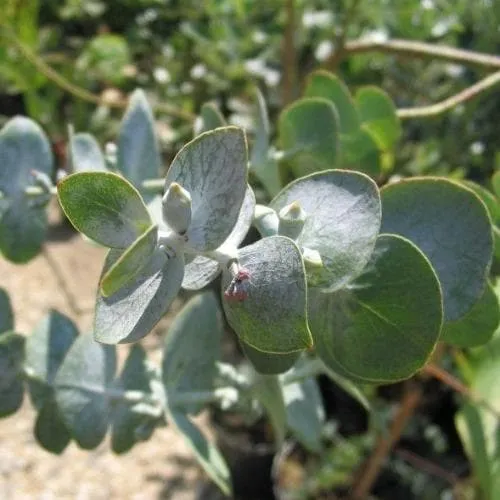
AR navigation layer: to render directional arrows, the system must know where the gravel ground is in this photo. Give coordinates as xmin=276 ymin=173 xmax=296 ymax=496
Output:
xmin=0 ymin=207 xmax=206 ymax=500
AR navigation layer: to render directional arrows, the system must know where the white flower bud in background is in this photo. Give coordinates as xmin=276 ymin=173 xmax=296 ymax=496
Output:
xmin=162 ymin=182 xmax=192 ymax=235
xmin=278 ymin=201 xmax=307 ymax=240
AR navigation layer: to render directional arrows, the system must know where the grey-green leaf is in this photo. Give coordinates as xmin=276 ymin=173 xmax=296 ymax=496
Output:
xmin=281 ymin=368 xmax=325 ymax=452
xmin=57 ymin=171 xmax=152 ymax=249
xmin=252 ymin=374 xmax=286 ymax=445
xmin=310 ymin=234 xmax=443 ymax=382
xmin=34 ymin=398 xmax=71 ymax=454
xmin=271 ymin=170 xmax=381 ymax=290
xmin=95 ymin=248 xmax=184 ymax=344
xmin=112 ymin=344 xmax=158 ymax=454
xmin=165 ymin=127 xmax=248 ymax=251
xmin=100 ymin=224 xmax=157 ymax=297
xmin=70 ymin=132 xmax=107 ymax=172
xmin=163 ymin=292 xmax=222 ymax=415
xmin=442 ymin=282 xmax=500 ymax=348
xmin=0 ymin=331 xmax=25 ymax=417
xmin=222 ymin=236 xmax=312 ymax=354
xmin=304 ymin=70 xmax=360 ymax=135
xmin=0 ymin=288 xmax=13 ymax=333
xmin=54 ymin=333 xmax=116 ymax=449
xmin=194 ymin=102 xmax=226 ymax=135
xmin=117 ymin=89 xmax=161 ymax=194
xmin=279 ymin=98 xmax=340 ymax=177
xmin=0 ymin=116 xmax=52 ymax=262
xmin=169 ymin=410 xmax=232 ymax=496
xmin=381 ymin=178 xmax=493 ymax=321
xmin=25 ymin=310 xmax=79 ymax=408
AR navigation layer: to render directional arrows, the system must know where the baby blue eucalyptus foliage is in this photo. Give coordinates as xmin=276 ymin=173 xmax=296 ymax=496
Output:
xmin=0 ymin=78 xmax=499 ymax=495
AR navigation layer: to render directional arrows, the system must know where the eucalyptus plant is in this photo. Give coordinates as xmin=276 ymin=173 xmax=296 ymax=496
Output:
xmin=0 ymin=74 xmax=498 ymax=496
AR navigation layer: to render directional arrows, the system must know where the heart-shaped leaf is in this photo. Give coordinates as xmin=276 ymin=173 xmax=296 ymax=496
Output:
xmin=0 ymin=288 xmax=13 ymax=333
xmin=279 ymin=97 xmax=339 ymax=177
xmin=169 ymin=410 xmax=232 ymax=496
xmin=117 ymin=89 xmax=161 ymax=195
xmin=69 ymin=132 xmax=107 ymax=172
xmin=0 ymin=331 xmax=25 ymax=417
xmin=163 ymin=292 xmax=222 ymax=415
xmin=182 ymin=186 xmax=255 ymax=291
xmin=305 ymin=70 xmax=360 ymax=135
xmin=310 ymin=234 xmax=443 ymax=382
xmin=381 ymin=178 xmax=493 ymax=321
xmin=95 ymin=248 xmax=184 ymax=344
xmin=442 ymin=282 xmax=499 ymax=347
xmin=355 ymin=86 xmax=401 ymax=150
xmin=222 ymin=236 xmax=312 ymax=354
xmin=271 ymin=170 xmax=381 ymax=290
xmin=112 ymin=345 xmax=158 ymax=454
xmin=25 ymin=310 xmax=79 ymax=409
xmin=55 ymin=333 xmax=116 ymax=449
xmin=100 ymin=224 xmax=157 ymax=297
xmin=58 ymin=171 xmax=152 ymax=248
xmin=0 ymin=117 xmax=52 ymax=262
xmin=165 ymin=127 xmax=248 ymax=251
xmin=194 ymin=102 xmax=226 ymax=135
xmin=241 ymin=340 xmax=300 ymax=375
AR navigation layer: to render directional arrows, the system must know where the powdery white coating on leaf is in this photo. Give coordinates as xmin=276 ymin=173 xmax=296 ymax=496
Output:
xmin=222 ymin=236 xmax=312 ymax=354
xmin=117 ymin=89 xmax=161 ymax=192
xmin=70 ymin=133 xmax=107 ymax=172
xmin=271 ymin=170 xmax=381 ymax=291
xmin=381 ymin=178 xmax=493 ymax=321
xmin=165 ymin=127 xmax=248 ymax=251
xmin=95 ymin=249 xmax=184 ymax=344
xmin=181 ymin=186 xmax=256 ymax=290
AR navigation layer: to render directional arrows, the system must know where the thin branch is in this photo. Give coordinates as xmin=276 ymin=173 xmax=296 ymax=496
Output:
xmin=41 ymin=246 xmax=84 ymax=317
xmin=1 ymin=28 xmax=195 ymax=122
xmin=341 ymin=38 xmax=500 ymax=69
xmin=397 ymin=70 xmax=500 ymax=119
xmin=423 ymin=363 xmax=500 ymax=421
xmin=350 ymin=381 xmax=423 ymax=499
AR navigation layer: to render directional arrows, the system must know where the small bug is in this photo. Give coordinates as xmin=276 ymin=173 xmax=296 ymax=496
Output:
xmin=224 ymin=267 xmax=251 ymax=303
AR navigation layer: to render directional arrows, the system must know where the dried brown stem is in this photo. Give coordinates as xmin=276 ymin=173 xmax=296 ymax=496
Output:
xmin=349 ymin=381 xmax=423 ymax=499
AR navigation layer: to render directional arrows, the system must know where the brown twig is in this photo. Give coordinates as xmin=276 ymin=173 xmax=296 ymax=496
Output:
xmin=394 ymin=447 xmax=459 ymax=485
xmin=1 ymin=28 xmax=195 ymax=122
xmin=341 ymin=38 xmax=500 ymax=69
xmin=423 ymin=363 xmax=500 ymax=421
xmin=349 ymin=381 xmax=423 ymax=499
xmin=41 ymin=246 xmax=82 ymax=317
xmin=397 ymin=70 xmax=500 ymax=119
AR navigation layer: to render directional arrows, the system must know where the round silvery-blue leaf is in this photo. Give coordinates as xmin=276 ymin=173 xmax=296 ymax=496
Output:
xmin=271 ymin=170 xmax=381 ymax=291
xmin=95 ymin=248 xmax=184 ymax=344
xmin=165 ymin=127 xmax=248 ymax=252
xmin=222 ymin=236 xmax=312 ymax=354
xmin=70 ymin=133 xmax=107 ymax=172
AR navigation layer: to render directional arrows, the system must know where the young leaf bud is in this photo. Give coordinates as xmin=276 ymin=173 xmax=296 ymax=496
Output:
xmin=278 ymin=201 xmax=307 ymax=240
xmin=162 ymin=182 xmax=192 ymax=235
xmin=302 ymin=246 xmax=327 ymax=286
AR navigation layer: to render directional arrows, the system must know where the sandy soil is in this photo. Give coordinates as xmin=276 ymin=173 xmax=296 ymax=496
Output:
xmin=0 ymin=206 xmax=207 ymax=500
